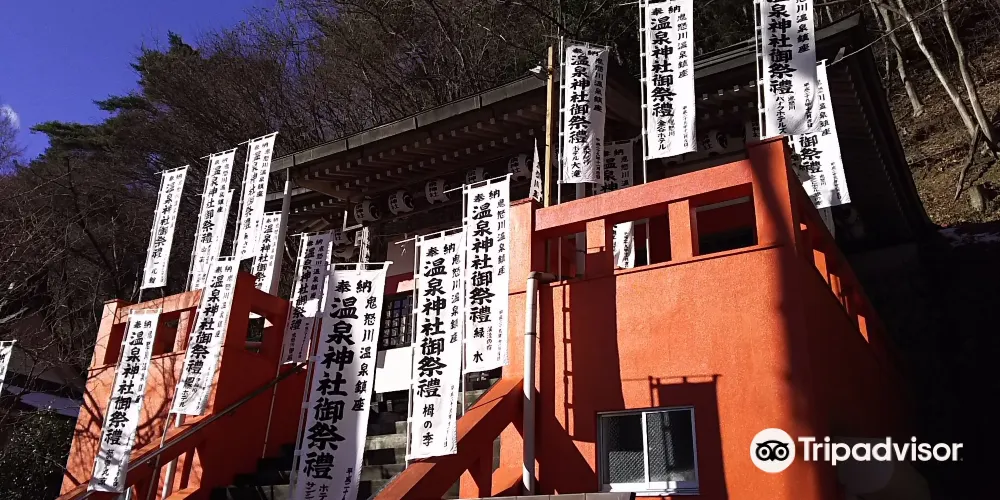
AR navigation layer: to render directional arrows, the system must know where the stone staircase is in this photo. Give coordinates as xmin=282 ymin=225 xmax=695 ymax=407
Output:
xmin=210 ymin=378 xmax=498 ymax=500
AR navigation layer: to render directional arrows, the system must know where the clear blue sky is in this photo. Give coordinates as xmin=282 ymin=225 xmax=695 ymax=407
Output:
xmin=0 ymin=1 xmax=270 ymax=160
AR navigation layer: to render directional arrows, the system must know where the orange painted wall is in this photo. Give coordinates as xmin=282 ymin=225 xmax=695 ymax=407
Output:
xmin=493 ymin=139 xmax=906 ymax=500
xmin=62 ymin=352 xmax=184 ymax=492
xmin=59 ymin=274 xmax=303 ymax=499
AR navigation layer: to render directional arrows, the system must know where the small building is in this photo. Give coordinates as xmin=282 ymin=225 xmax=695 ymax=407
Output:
xmin=57 ymin=14 xmax=930 ymax=500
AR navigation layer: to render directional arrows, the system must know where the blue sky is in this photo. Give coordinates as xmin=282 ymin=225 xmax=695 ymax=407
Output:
xmin=0 ymin=1 xmax=270 ymax=160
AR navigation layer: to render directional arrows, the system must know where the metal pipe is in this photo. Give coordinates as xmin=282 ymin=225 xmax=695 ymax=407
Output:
xmin=159 ymin=414 xmax=183 ymax=498
xmin=522 ymin=271 xmax=554 ymax=494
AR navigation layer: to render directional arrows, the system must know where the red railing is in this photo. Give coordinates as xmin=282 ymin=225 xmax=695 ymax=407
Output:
xmin=374 ymin=377 xmax=525 ymax=499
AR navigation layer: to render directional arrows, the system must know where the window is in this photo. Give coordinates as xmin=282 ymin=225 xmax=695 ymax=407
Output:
xmin=379 ymin=293 xmax=413 ymax=349
xmin=598 ymin=407 xmax=699 ymax=496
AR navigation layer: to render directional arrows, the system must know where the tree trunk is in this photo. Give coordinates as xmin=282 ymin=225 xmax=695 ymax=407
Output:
xmin=894 ymin=0 xmax=976 ymax=137
xmin=940 ymin=0 xmax=997 ymax=145
xmin=873 ymin=3 xmax=924 ymax=116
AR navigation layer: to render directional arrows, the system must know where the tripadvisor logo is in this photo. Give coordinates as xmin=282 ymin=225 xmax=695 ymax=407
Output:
xmin=750 ymin=428 xmax=964 ymax=473
xmin=751 ymin=428 xmax=796 ymax=473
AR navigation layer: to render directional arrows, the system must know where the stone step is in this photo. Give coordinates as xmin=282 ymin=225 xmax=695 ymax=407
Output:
xmin=365 ymin=432 xmax=406 ymax=451
xmin=211 ymin=479 xmax=390 ymax=500
xmin=234 ymin=463 xmax=403 ymax=487
xmin=359 ymin=463 xmax=405 ymax=482
xmin=363 ymin=446 xmax=407 ymax=466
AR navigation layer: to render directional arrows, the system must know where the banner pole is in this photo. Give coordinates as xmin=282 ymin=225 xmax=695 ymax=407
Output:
xmin=269 ymin=169 xmax=293 ymax=296
xmin=404 ymin=237 xmax=421 ymax=466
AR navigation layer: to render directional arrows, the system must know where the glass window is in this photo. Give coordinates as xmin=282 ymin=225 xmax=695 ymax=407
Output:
xmin=598 ymin=407 xmax=699 ymax=495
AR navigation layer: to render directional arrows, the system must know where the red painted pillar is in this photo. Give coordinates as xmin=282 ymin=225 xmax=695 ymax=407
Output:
xmin=668 ymin=199 xmax=698 ymax=260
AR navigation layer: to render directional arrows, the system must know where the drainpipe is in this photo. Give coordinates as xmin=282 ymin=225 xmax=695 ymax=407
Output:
xmin=523 ymin=271 xmax=555 ymax=495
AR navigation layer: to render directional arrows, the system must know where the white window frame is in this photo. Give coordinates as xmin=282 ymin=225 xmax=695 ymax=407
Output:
xmin=597 ymin=406 xmax=700 ymax=496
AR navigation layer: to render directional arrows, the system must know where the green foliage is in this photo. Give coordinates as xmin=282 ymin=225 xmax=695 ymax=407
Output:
xmin=0 ymin=410 xmax=75 ymax=500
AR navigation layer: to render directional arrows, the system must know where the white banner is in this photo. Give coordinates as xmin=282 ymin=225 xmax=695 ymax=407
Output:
xmin=292 ymin=266 xmax=388 ymax=500
xmin=463 ymin=178 xmax=511 ymax=372
xmin=192 ymin=189 xmax=234 ymax=291
xmin=190 ymin=150 xmax=236 ymax=290
xmin=141 ymin=167 xmax=187 ymax=289
xmin=236 ymin=133 xmax=277 ymax=261
xmin=529 ymin=138 xmax=544 ymax=203
xmin=89 ymin=311 xmax=159 ymax=492
xmin=172 ymin=258 xmax=239 ymax=415
xmin=600 ymin=139 xmax=637 ymax=269
xmin=561 ymin=43 xmax=609 ymax=184
xmin=252 ymin=212 xmax=283 ymax=291
xmin=281 ymin=232 xmax=334 ymax=364
xmin=642 ymin=0 xmax=697 ymax=159
xmin=759 ymin=0 xmax=817 ymax=137
xmin=408 ymin=231 xmax=465 ymax=459
xmin=790 ymin=61 xmax=851 ymax=209
xmin=0 ymin=341 xmax=14 ymax=396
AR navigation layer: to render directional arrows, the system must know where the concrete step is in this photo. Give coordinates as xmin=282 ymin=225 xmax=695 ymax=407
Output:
xmin=359 ymin=463 xmax=405 ymax=481
xmin=211 ymin=479 xmax=389 ymax=500
xmin=363 ymin=446 xmax=407 ymax=466
xmin=364 ymin=432 xmax=406 ymax=451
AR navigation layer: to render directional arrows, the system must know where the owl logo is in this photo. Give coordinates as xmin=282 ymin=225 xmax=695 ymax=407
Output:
xmin=750 ymin=428 xmax=796 ymax=473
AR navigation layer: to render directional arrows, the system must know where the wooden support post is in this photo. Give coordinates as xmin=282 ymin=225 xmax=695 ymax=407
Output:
xmin=543 ymin=45 xmax=559 ymax=208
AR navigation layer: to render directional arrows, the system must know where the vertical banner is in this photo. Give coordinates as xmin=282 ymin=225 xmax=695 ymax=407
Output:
xmin=463 ymin=177 xmax=511 ymax=372
xmin=236 ymin=133 xmax=277 ymax=261
xmin=560 ymin=41 xmax=609 ymax=184
xmin=192 ymin=189 xmax=234 ymax=290
xmin=252 ymin=212 xmax=283 ymax=291
xmin=292 ymin=265 xmax=388 ymax=500
xmin=529 ymin=138 xmax=544 ymax=203
xmin=190 ymin=150 xmax=236 ymax=290
xmin=641 ymin=0 xmax=697 ymax=159
xmin=759 ymin=0 xmax=817 ymax=137
xmin=171 ymin=257 xmax=239 ymax=415
xmin=0 ymin=340 xmax=14 ymax=396
xmin=408 ymin=230 xmax=465 ymax=459
xmin=789 ymin=61 xmax=851 ymax=209
xmin=599 ymin=139 xmax=637 ymax=269
xmin=141 ymin=167 xmax=188 ymax=289
xmin=281 ymin=232 xmax=334 ymax=364
xmin=88 ymin=311 xmax=159 ymax=493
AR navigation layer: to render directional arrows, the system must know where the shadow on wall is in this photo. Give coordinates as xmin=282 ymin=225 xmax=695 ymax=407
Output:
xmin=649 ymin=375 xmax=729 ymax=500
xmin=63 ymin=352 xmax=182 ymax=491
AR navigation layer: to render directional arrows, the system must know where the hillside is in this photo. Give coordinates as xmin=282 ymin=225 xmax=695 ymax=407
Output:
xmin=886 ymin=21 xmax=1000 ymax=226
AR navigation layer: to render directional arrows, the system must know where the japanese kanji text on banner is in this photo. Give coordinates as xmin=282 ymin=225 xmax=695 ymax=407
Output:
xmin=192 ymin=189 xmax=234 ymax=290
xmin=599 ymin=139 xmax=637 ymax=269
xmin=291 ymin=265 xmax=388 ymax=500
xmin=560 ymin=42 xmax=609 ymax=184
xmin=529 ymin=138 xmax=544 ymax=203
xmin=253 ymin=212 xmax=283 ymax=290
xmin=236 ymin=133 xmax=277 ymax=261
xmin=281 ymin=231 xmax=334 ymax=364
xmin=89 ymin=311 xmax=159 ymax=492
xmin=463 ymin=177 xmax=511 ymax=373
xmin=789 ymin=61 xmax=851 ymax=209
xmin=408 ymin=230 xmax=465 ymax=459
xmin=191 ymin=150 xmax=236 ymax=290
xmin=171 ymin=258 xmax=239 ymax=415
xmin=759 ymin=0 xmax=817 ymax=137
xmin=641 ymin=0 xmax=696 ymax=159
xmin=141 ymin=167 xmax=187 ymax=289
